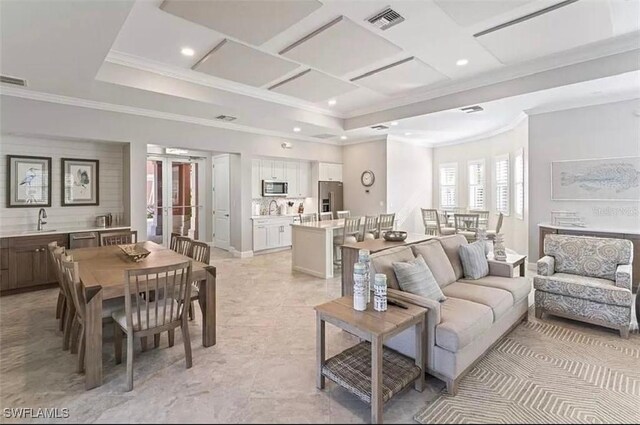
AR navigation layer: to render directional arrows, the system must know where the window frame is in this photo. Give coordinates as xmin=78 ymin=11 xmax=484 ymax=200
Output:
xmin=514 ymin=148 xmax=524 ymax=220
xmin=467 ymin=159 xmax=485 ymax=211
xmin=439 ymin=162 xmax=458 ymax=209
xmin=494 ymin=154 xmax=510 ymax=216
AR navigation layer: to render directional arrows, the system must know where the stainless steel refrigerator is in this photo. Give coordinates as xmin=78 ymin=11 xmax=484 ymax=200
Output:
xmin=318 ymin=181 xmax=343 ymax=217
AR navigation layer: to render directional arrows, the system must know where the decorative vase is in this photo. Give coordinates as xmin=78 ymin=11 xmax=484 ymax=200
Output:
xmin=353 ymin=262 xmax=367 ymax=311
xmin=494 ymin=233 xmax=507 ymax=261
xmin=358 ymin=249 xmax=371 ymax=304
xmin=373 ymin=273 xmax=388 ymax=312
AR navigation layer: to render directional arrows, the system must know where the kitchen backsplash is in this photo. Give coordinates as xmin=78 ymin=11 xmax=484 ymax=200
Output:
xmin=252 ymin=197 xmax=316 ymax=216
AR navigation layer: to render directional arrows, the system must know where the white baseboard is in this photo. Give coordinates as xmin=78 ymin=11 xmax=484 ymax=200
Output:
xmin=527 ymin=262 xmax=537 ymax=271
xmin=252 ymin=246 xmax=291 ymax=256
xmin=229 ymin=247 xmax=254 ymax=258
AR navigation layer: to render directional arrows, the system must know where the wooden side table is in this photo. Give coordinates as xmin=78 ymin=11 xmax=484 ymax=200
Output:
xmin=489 ymin=253 xmax=527 ymax=277
xmin=315 ymin=296 xmax=427 ymax=424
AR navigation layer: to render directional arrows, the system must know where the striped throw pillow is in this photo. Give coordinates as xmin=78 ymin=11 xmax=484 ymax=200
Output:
xmin=459 ymin=241 xmax=489 ymax=280
xmin=392 ymin=255 xmax=446 ymax=302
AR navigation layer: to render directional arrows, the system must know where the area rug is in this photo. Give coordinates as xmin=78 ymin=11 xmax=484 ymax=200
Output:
xmin=415 ymin=316 xmax=640 ymax=424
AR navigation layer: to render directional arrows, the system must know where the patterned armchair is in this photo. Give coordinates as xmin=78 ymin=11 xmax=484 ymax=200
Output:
xmin=534 ymin=234 xmax=634 ymax=338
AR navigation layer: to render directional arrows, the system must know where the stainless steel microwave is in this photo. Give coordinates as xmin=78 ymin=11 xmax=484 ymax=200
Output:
xmin=262 ymin=180 xmax=288 ymax=196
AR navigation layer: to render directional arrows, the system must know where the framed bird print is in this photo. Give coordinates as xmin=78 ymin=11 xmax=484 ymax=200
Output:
xmin=61 ymin=158 xmax=99 ymax=206
xmin=6 ymin=155 xmax=52 ymax=208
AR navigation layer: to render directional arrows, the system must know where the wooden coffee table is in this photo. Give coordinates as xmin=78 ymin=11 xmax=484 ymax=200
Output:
xmin=315 ymin=296 xmax=427 ymax=424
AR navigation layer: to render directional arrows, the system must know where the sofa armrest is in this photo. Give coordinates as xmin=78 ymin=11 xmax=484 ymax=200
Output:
xmin=488 ymin=260 xmax=514 ymax=278
xmin=387 ymin=288 xmax=442 ymax=325
xmin=615 ymin=264 xmax=632 ymax=291
xmin=537 ymin=256 xmax=555 ymax=276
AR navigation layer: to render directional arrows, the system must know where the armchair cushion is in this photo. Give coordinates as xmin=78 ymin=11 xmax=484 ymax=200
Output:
xmin=537 ymin=255 xmax=555 ymax=276
xmin=544 ymin=234 xmax=633 ymax=280
xmin=615 ymin=264 xmax=632 ymax=291
xmin=534 ymin=273 xmax=632 ymax=307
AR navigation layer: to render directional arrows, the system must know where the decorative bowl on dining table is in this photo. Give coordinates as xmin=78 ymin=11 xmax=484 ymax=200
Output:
xmin=118 ymin=243 xmax=151 ymax=262
xmin=383 ymin=230 xmax=408 ymax=242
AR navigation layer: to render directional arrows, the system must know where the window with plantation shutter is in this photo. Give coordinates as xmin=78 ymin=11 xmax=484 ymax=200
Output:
xmin=495 ymin=154 xmax=510 ymax=215
xmin=515 ymin=149 xmax=524 ymax=219
xmin=439 ymin=163 xmax=457 ymax=208
xmin=468 ymin=159 xmax=485 ymax=210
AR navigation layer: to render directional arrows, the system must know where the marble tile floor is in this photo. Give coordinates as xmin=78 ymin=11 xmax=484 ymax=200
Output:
xmin=0 ymin=249 xmax=445 ymax=424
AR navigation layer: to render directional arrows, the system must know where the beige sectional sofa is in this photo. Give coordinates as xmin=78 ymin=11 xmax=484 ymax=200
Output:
xmin=370 ymin=234 xmax=531 ymax=394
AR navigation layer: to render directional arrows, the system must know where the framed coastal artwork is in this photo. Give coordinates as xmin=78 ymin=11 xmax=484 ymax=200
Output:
xmin=61 ymin=158 xmax=99 ymax=206
xmin=551 ymin=156 xmax=640 ymax=201
xmin=6 ymin=155 xmax=52 ymax=208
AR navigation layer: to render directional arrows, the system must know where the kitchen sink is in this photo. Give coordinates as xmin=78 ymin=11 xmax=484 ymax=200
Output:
xmin=21 ymin=229 xmax=57 ymax=234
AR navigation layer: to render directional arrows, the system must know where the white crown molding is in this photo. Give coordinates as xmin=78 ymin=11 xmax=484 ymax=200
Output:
xmin=524 ymin=91 xmax=640 ymax=116
xmin=429 ymin=112 xmax=528 ymax=149
xmin=0 ymin=85 xmax=341 ymax=146
xmin=339 ymin=135 xmax=388 ymax=146
xmin=345 ymin=31 xmax=640 ymax=119
xmin=106 ymin=50 xmax=344 ymax=119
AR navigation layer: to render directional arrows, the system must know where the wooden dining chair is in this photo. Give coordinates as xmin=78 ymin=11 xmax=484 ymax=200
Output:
xmin=300 ymin=213 xmax=318 ymax=224
xmin=101 ymin=230 xmax=138 ymax=246
xmin=333 ymin=217 xmax=361 ymax=266
xmin=51 ymin=246 xmax=74 ymax=349
xmin=361 ymin=215 xmax=379 ymax=240
xmin=421 ymin=208 xmax=442 ymax=236
xmin=377 ymin=213 xmax=395 ymax=238
xmin=487 ymin=213 xmax=504 ymax=241
xmin=113 ymin=261 xmax=193 ymax=391
xmin=336 ymin=210 xmax=351 ymax=219
xmin=319 ymin=212 xmax=333 ymax=221
xmin=474 ymin=210 xmax=490 ymax=230
xmin=175 ymin=236 xmax=192 ymax=256
xmin=47 ymin=242 xmax=67 ymax=328
xmin=186 ymin=241 xmax=210 ymax=321
xmin=170 ymin=232 xmax=181 ymax=251
xmin=454 ymin=213 xmax=479 ymax=242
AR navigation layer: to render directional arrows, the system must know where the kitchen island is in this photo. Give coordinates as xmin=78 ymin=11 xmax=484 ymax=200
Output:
xmin=291 ymin=219 xmax=348 ymax=279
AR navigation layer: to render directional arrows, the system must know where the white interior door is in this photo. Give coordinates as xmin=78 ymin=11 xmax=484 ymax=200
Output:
xmin=213 ymin=155 xmax=230 ymax=251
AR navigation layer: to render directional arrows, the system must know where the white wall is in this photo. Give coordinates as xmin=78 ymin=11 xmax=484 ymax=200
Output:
xmin=432 ymin=119 xmax=529 ymax=255
xmin=528 ymin=99 xmax=640 ymax=259
xmin=0 ymin=134 xmax=126 ymax=233
xmin=343 ymin=139 xmax=387 ymax=217
xmin=386 ymin=138 xmax=433 ymax=234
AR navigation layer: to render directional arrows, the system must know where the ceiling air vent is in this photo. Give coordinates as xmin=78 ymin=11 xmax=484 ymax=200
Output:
xmin=371 ymin=124 xmax=389 ymax=130
xmin=367 ymin=7 xmax=405 ymax=31
xmin=215 ymin=114 xmax=237 ymax=122
xmin=1 ymin=75 xmax=27 ymax=86
xmin=312 ymin=133 xmax=335 ymax=139
xmin=461 ymin=105 xmax=484 ymax=114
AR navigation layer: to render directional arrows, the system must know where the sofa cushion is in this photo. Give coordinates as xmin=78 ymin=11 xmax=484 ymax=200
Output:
xmin=438 ymin=235 xmax=468 ymax=280
xmin=460 ymin=276 xmax=531 ymax=304
xmin=544 ymin=234 xmax=633 ymax=281
xmin=459 ymin=241 xmax=489 ymax=280
xmin=393 ymin=255 xmax=446 ymax=302
xmin=442 ymin=282 xmax=513 ymax=321
xmin=371 ymin=246 xmax=416 ymax=290
xmin=435 ymin=297 xmax=493 ymax=352
xmin=411 ymin=240 xmax=457 ymax=287
xmin=533 ymin=273 xmax=632 ymax=307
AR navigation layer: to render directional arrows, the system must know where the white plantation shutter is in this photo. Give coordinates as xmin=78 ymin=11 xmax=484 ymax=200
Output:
xmin=468 ymin=160 xmax=485 ymax=210
xmin=514 ymin=149 xmax=524 ymax=219
xmin=440 ymin=163 xmax=457 ymax=208
xmin=495 ymin=155 xmax=510 ymax=215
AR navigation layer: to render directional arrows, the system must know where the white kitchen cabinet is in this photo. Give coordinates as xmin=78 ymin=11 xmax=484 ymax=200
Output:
xmin=253 ymin=225 xmax=268 ymax=251
xmin=318 ymin=162 xmax=343 ymax=182
xmin=252 ymin=159 xmax=262 ymax=198
xmin=272 ymin=160 xmax=286 ymax=181
xmin=285 ymin=161 xmax=299 ymax=198
xmin=260 ymin=160 xmax=274 ymax=181
xmin=281 ymin=223 xmax=292 ymax=246
xmin=253 ymin=159 xmax=312 ymax=198
xmin=298 ymin=162 xmax=310 ymax=197
xmin=252 ymin=217 xmax=294 ymax=252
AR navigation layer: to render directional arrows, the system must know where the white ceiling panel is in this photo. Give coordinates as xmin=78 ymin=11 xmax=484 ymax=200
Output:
xmin=434 ymin=0 xmax=535 ymax=27
xmin=476 ymin=1 xmax=613 ymax=64
xmin=352 ymin=57 xmax=448 ymax=96
xmin=280 ymin=16 xmax=403 ymax=76
xmin=270 ymin=69 xmax=358 ymax=102
xmin=193 ymin=40 xmax=299 ymax=87
xmin=160 ymin=0 xmax=322 ymax=45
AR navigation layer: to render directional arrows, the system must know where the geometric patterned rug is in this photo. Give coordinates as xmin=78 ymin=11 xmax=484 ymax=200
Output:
xmin=415 ymin=316 xmax=640 ymax=424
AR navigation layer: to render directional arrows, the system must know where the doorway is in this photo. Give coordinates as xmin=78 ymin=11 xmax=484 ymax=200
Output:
xmin=146 ymin=156 xmax=205 ymax=246
xmin=213 ymin=155 xmax=230 ymax=251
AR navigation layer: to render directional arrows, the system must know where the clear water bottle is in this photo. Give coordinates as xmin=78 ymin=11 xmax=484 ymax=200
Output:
xmin=358 ymin=249 xmax=371 ymax=304
xmin=353 ymin=262 xmax=367 ymax=311
xmin=374 ymin=273 xmax=387 ymax=312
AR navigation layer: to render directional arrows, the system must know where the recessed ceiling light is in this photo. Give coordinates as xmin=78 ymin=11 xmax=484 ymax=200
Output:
xmin=340 ymin=135 xmax=347 ymax=140
xmin=456 ymin=58 xmax=469 ymax=66
xmin=404 ymin=132 xmax=412 ymax=136
xmin=293 ymin=127 xmax=301 ymax=133
xmin=181 ymin=47 xmax=195 ymax=57
xmin=390 ymin=121 xmax=399 ymax=126
xmin=328 ymin=99 xmax=337 ymax=106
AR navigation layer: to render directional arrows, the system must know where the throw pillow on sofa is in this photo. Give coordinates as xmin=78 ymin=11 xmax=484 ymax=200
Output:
xmin=392 ymin=255 xmax=446 ymax=302
xmin=459 ymin=241 xmax=489 ymax=280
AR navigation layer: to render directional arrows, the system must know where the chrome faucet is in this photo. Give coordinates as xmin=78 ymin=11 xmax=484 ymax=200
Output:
xmin=268 ymin=200 xmax=278 ymax=215
xmin=37 ymin=208 xmax=47 ymax=231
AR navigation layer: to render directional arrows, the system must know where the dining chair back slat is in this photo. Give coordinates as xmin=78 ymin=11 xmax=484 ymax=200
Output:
xmin=319 ymin=212 xmax=333 ymax=221
xmin=495 ymin=212 xmax=504 ymax=234
xmin=336 ymin=210 xmax=351 ymax=219
xmin=377 ymin=213 xmax=395 ymax=238
xmin=362 ymin=215 xmax=379 ymax=240
xmin=300 ymin=213 xmax=318 ymax=224
xmin=175 ymin=236 xmax=192 ymax=256
xmin=454 ymin=213 xmax=479 ymax=242
xmin=170 ymin=232 xmax=181 ymax=251
xmin=189 ymin=241 xmax=210 ymax=265
xmin=473 ymin=210 xmax=490 ymax=229
xmin=421 ymin=208 xmax=441 ymax=236
xmin=101 ymin=231 xmax=138 ymax=246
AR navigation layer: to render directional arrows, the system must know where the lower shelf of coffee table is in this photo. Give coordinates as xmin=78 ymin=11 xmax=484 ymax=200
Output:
xmin=321 ymin=341 xmax=422 ymax=405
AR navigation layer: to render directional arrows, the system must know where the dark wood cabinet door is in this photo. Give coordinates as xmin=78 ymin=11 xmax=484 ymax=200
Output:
xmin=4 ymin=234 xmax=67 ymax=292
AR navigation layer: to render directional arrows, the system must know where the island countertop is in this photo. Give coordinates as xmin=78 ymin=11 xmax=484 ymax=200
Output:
xmin=291 ymin=218 xmax=348 ymax=230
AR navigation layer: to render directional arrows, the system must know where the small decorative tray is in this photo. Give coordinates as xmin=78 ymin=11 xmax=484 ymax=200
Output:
xmin=383 ymin=231 xmax=408 ymax=242
xmin=118 ymin=244 xmax=150 ymax=262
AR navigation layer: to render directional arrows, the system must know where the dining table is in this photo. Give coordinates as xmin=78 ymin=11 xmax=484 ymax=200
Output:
xmin=69 ymin=241 xmax=216 ymax=390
